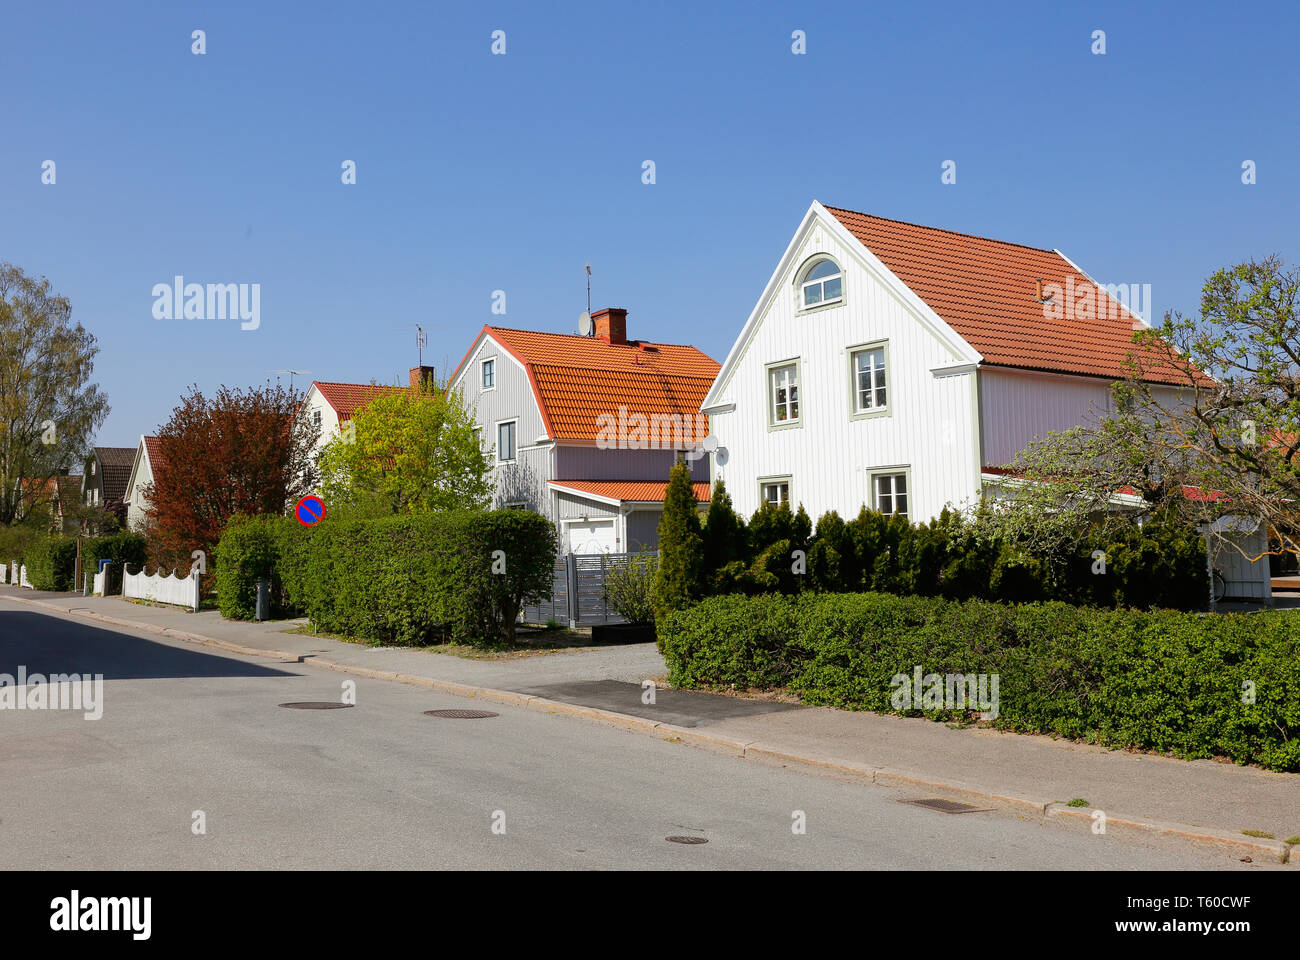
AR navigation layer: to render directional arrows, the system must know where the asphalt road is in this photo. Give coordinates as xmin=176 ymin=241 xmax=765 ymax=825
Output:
xmin=0 ymin=598 xmax=1270 ymax=870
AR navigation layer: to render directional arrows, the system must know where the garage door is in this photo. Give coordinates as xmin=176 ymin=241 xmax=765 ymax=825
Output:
xmin=568 ymin=520 xmax=617 ymax=554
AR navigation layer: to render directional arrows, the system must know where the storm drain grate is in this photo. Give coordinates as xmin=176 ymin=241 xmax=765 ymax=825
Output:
xmin=899 ymin=798 xmax=991 ymax=814
xmin=665 ymin=835 xmax=709 ymax=845
xmin=423 ymin=709 xmax=499 ymax=719
xmin=278 ymin=701 xmax=353 ymax=710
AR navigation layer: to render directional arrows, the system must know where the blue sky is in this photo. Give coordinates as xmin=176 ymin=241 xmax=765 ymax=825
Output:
xmin=3 ymin=0 xmax=1297 ymax=449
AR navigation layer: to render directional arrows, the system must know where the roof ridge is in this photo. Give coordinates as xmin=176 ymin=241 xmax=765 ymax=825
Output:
xmin=822 ymin=203 xmax=1059 ymax=256
xmin=488 ymin=325 xmax=713 ymax=353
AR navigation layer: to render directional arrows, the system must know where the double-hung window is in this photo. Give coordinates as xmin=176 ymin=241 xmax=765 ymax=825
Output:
xmin=768 ymin=362 xmax=800 ymax=426
xmin=851 ymin=346 xmax=888 ymax=414
xmin=481 ymin=359 xmax=496 ymax=389
xmin=873 ymin=472 xmax=909 ymax=518
xmin=496 ymin=420 xmax=517 ymax=463
xmin=760 ymin=478 xmax=791 ymax=506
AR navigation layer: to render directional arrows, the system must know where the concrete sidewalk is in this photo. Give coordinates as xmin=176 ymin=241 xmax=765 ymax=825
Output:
xmin=4 ymin=584 xmax=1298 ymax=864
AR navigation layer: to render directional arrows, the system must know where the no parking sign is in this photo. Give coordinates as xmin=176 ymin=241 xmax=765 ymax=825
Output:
xmin=295 ymin=495 xmax=326 ymax=527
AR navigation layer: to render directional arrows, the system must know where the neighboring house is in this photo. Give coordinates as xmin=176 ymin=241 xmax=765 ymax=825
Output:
xmin=123 ymin=436 xmax=166 ymax=531
xmin=14 ymin=475 xmax=80 ymax=533
xmin=448 ymin=309 xmax=720 ymax=552
xmin=299 ymin=377 xmax=411 ymax=464
xmin=702 ymin=200 xmax=1193 ymax=523
xmin=82 ymin=446 xmax=136 ymax=509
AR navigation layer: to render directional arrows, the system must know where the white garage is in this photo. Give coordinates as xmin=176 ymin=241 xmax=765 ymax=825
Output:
xmin=567 ymin=519 xmax=618 ymax=554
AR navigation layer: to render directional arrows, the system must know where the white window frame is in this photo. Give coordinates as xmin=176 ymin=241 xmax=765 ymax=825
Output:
xmin=798 ymin=257 xmax=843 ymax=311
xmin=759 ymin=475 xmax=792 ymax=507
xmin=495 ymin=419 xmax=518 ymax=464
xmin=766 ymin=359 xmax=801 ymax=430
xmin=870 ymin=468 xmax=911 ymax=519
xmin=848 ymin=341 xmax=891 ymax=419
xmin=481 ymin=357 xmax=497 ymax=391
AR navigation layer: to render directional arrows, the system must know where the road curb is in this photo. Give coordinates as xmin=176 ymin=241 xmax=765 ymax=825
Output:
xmin=7 ymin=591 xmax=1294 ymax=865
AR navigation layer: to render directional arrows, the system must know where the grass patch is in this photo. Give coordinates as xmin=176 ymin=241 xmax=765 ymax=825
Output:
xmin=1067 ymin=798 xmax=1090 ymax=807
xmin=1241 ymin=829 xmax=1274 ymax=839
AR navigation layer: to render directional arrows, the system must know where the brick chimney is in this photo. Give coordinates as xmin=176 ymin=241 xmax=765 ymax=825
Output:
xmin=409 ymin=365 xmax=436 ymax=390
xmin=592 ymin=307 xmax=628 ymax=345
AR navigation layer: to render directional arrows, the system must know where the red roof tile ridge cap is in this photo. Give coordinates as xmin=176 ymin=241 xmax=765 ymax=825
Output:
xmin=822 ymin=203 xmax=1058 ymax=255
xmin=489 ymin=325 xmax=715 ymax=354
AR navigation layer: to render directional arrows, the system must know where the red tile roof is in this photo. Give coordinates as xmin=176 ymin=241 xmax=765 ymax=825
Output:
xmin=455 ymin=326 xmax=720 ymax=441
xmin=825 ymin=205 xmax=1190 ymax=384
xmin=549 ymin=479 xmax=712 ymax=503
xmin=313 ymin=382 xmax=402 ymax=421
xmin=143 ymin=435 xmax=166 ymax=471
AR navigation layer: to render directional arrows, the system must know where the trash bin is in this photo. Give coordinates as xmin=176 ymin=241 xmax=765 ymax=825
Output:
xmin=255 ymin=579 xmax=270 ymax=622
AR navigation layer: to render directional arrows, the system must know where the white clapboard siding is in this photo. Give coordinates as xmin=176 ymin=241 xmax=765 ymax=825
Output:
xmin=122 ymin=565 xmax=200 ymax=611
xmin=707 ymin=216 xmax=981 ymax=522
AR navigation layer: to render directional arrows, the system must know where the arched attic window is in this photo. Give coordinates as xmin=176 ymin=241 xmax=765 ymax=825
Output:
xmin=799 ymin=258 xmax=843 ymax=309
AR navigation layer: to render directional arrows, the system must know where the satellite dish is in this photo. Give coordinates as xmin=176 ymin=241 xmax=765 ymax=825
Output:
xmin=578 ymin=311 xmax=593 ymax=336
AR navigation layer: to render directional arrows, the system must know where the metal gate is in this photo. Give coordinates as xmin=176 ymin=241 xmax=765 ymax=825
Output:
xmin=520 ymin=552 xmax=655 ymax=628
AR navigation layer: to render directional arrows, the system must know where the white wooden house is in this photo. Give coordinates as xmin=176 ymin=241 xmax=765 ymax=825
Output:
xmin=701 ymin=201 xmax=1271 ymax=601
xmin=448 ymin=309 xmax=718 ymax=552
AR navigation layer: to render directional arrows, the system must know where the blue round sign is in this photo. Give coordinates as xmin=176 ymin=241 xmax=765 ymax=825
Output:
xmin=296 ymin=495 xmax=325 ymax=527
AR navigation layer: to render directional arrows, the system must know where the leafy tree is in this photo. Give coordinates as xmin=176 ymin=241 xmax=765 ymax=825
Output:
xmin=146 ymin=382 xmax=318 ymax=570
xmin=317 ymin=379 xmax=490 ymax=514
xmin=0 ymin=264 xmax=109 ymax=524
xmin=654 ymin=461 xmax=704 ymax=619
xmin=991 ymin=258 xmax=1300 ymax=566
xmin=700 ymin=480 xmax=746 ymax=592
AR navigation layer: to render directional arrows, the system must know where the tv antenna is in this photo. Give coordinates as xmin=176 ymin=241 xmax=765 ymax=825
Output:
xmin=417 ymin=325 xmax=428 ymax=366
xmin=271 ymin=369 xmax=310 ymax=390
xmin=577 ymin=262 xmax=593 ymax=335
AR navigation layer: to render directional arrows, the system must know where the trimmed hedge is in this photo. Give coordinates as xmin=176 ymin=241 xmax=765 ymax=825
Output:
xmin=303 ymin=509 xmax=556 ymax=644
xmin=214 ymin=514 xmax=305 ymax=620
xmin=659 ymin=592 xmax=1300 ymax=772
xmin=1 ymin=530 xmax=146 ymax=593
xmin=215 ymin=508 xmax=557 ymax=644
xmin=23 ymin=537 xmax=78 ymax=591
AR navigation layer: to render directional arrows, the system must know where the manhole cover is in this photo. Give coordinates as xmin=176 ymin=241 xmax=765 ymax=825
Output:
xmin=278 ymin=701 xmax=353 ymax=710
xmin=423 ymin=709 xmax=499 ymax=719
xmin=665 ymin=835 xmax=708 ymax=844
xmin=899 ymin=798 xmax=990 ymax=814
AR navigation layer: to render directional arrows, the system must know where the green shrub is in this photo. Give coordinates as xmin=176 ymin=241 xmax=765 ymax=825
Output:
xmin=654 ymin=463 xmax=704 ymax=620
xmin=23 ymin=537 xmax=78 ymax=590
xmin=0 ymin=523 xmax=46 ymax=570
xmin=659 ymin=591 xmax=1300 ymax=772
xmin=603 ymin=553 xmax=658 ymax=624
xmin=304 ymin=509 xmax=556 ymax=645
xmin=85 ymin=532 xmax=148 ymax=595
xmin=214 ymin=514 xmax=305 ymax=620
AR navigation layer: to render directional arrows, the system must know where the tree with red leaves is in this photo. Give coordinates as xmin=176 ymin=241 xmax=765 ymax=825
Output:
xmin=145 ymin=382 xmax=318 ymax=570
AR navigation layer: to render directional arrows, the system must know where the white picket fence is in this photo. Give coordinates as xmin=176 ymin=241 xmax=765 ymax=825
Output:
xmin=92 ymin=565 xmax=106 ymax=596
xmin=122 ymin=564 xmax=200 ymax=612
xmin=9 ymin=561 xmax=32 ymax=589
